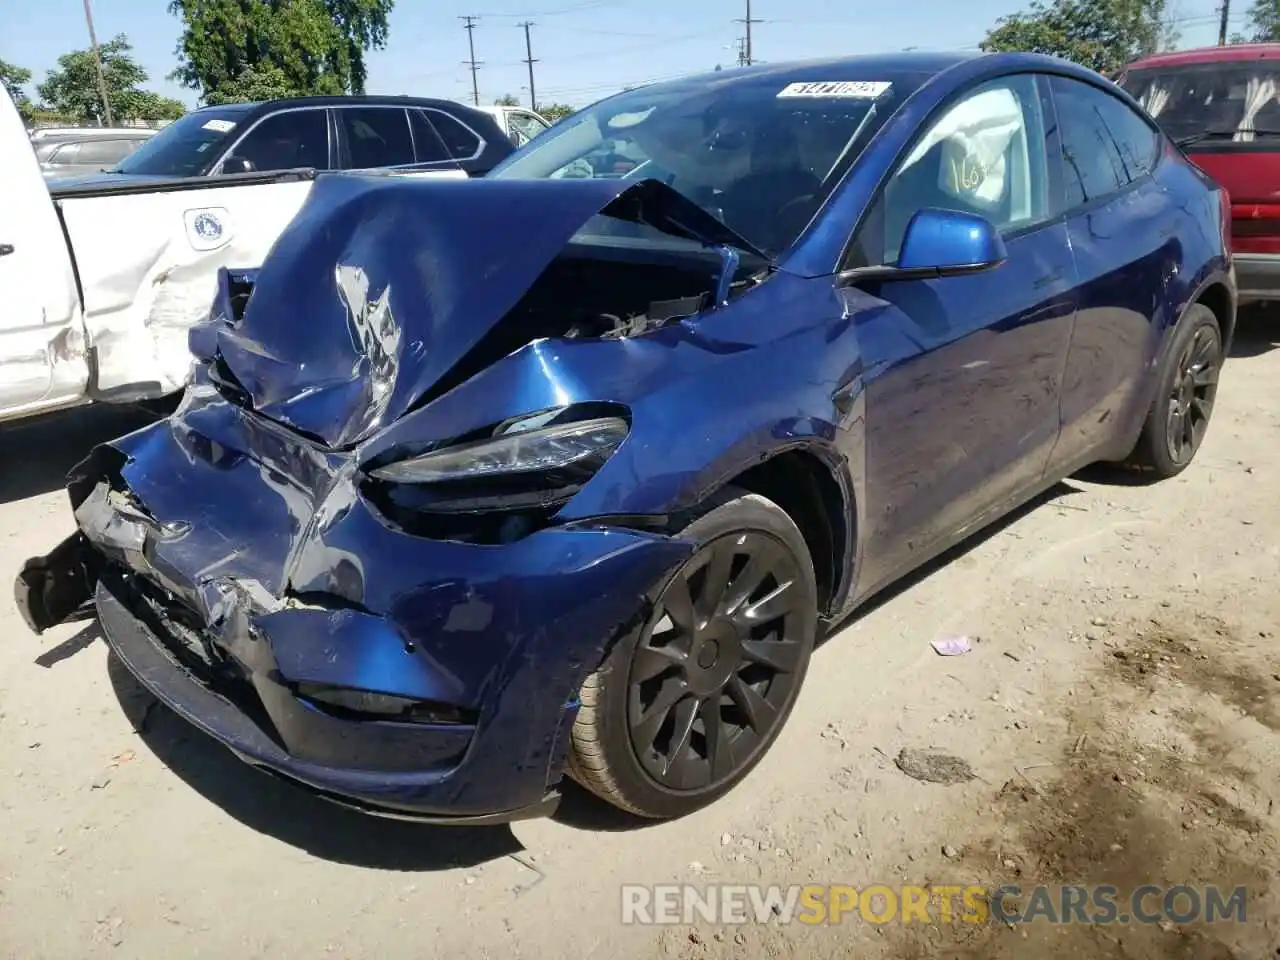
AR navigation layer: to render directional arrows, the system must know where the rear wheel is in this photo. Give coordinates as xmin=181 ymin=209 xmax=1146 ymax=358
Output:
xmin=1119 ymin=303 xmax=1222 ymax=478
xmin=567 ymin=490 xmax=818 ymax=819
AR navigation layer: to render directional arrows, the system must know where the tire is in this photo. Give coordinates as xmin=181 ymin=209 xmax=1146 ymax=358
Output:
xmin=1118 ymin=303 xmax=1223 ymax=479
xmin=567 ymin=489 xmax=818 ymax=819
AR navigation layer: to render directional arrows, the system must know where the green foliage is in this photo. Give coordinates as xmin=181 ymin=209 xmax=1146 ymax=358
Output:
xmin=202 ymin=63 xmax=308 ymax=103
xmin=494 ymin=93 xmax=520 ymax=106
xmin=0 ymin=58 xmax=33 ymax=110
xmin=1243 ymin=0 xmax=1280 ymax=41
xmin=980 ymin=0 xmax=1170 ymax=75
xmin=538 ymin=102 xmax=575 ymax=123
xmin=35 ymin=34 xmax=186 ymax=124
xmin=169 ymin=0 xmax=393 ymax=103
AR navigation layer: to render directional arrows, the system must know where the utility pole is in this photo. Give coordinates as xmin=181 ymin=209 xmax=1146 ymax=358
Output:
xmin=1217 ymin=0 xmax=1230 ymax=45
xmin=519 ymin=21 xmax=538 ymax=111
xmin=734 ymin=0 xmax=763 ymax=66
xmin=82 ymin=0 xmax=114 ymax=127
xmin=736 ymin=37 xmax=748 ymax=67
xmin=460 ymin=15 xmax=481 ymax=106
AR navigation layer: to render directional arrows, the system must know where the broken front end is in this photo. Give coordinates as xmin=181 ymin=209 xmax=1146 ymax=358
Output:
xmin=11 ymin=173 xmax=795 ymax=820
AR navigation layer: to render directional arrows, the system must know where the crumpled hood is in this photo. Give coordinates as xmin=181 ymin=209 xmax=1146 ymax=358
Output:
xmin=198 ymin=174 xmax=763 ymax=449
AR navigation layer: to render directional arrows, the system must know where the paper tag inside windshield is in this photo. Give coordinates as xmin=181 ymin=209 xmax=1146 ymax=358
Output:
xmin=203 ymin=119 xmax=236 ymax=132
xmin=778 ymin=81 xmax=891 ymax=99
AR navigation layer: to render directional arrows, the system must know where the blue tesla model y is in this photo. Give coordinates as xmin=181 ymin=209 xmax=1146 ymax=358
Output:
xmin=17 ymin=51 xmax=1234 ymax=823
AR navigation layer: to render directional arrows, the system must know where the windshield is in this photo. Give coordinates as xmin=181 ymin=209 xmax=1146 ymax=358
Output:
xmin=488 ymin=72 xmax=905 ymax=255
xmin=115 ymin=108 xmax=248 ymax=176
xmin=1122 ymin=61 xmax=1280 ymax=143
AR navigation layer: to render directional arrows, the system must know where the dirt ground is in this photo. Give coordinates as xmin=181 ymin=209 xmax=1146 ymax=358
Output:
xmin=0 ymin=313 xmax=1277 ymax=960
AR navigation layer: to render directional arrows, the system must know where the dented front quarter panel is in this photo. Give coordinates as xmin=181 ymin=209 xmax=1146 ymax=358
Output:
xmin=28 ymin=173 xmax=871 ymax=818
xmin=62 ymin=384 xmax=694 ymax=814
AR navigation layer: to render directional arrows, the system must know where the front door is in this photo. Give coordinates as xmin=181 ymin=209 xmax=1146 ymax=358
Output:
xmin=846 ymin=74 xmax=1079 ymax=593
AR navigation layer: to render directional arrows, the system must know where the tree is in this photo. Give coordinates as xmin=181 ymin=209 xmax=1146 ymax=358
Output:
xmin=494 ymin=93 xmax=520 ymax=106
xmin=538 ymin=102 xmax=575 ymax=123
xmin=1243 ymin=0 xmax=1280 ymax=41
xmin=0 ymin=58 xmax=33 ymax=117
xmin=980 ymin=0 xmax=1170 ymax=75
xmin=168 ymin=0 xmax=394 ymax=103
xmin=37 ymin=34 xmax=185 ymax=124
xmin=202 ymin=63 xmax=308 ymax=103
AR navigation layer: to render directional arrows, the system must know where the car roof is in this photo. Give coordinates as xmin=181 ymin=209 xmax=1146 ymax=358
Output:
xmin=1126 ymin=43 xmax=1280 ymax=70
xmin=657 ymin=50 xmax=982 ymax=91
xmin=189 ymin=94 xmax=491 ymax=117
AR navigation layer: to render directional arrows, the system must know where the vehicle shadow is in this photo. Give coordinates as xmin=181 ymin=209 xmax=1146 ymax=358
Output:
xmin=93 ymin=480 xmax=1087 ymax=845
xmin=819 ymin=479 xmax=1087 ymax=640
xmin=105 ymin=653 xmax=523 ymax=871
xmin=1230 ymin=304 xmax=1279 ymax=358
xmin=0 ymin=404 xmax=158 ymax=504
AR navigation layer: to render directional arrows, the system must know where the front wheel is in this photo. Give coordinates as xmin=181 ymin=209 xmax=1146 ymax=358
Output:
xmin=567 ymin=490 xmax=818 ymax=819
xmin=1119 ymin=303 xmax=1223 ymax=478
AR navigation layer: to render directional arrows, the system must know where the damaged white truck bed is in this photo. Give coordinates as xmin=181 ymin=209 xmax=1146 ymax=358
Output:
xmin=0 ymin=88 xmax=459 ymax=426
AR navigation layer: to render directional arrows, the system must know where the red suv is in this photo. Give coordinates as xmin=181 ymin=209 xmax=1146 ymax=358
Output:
xmin=1120 ymin=44 xmax=1280 ymax=303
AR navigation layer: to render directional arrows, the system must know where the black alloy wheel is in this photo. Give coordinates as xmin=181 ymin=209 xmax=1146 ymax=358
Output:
xmin=1165 ymin=321 xmax=1221 ymax=466
xmin=626 ymin=531 xmax=808 ymax=792
xmin=568 ymin=490 xmax=818 ymax=819
xmin=1119 ymin=303 xmax=1223 ymax=479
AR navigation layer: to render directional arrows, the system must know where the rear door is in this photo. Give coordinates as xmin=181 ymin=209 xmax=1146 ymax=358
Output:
xmin=0 ymin=90 xmax=88 ymax=419
xmin=849 ymin=73 xmax=1078 ymax=592
xmin=1046 ymin=75 xmax=1175 ymax=471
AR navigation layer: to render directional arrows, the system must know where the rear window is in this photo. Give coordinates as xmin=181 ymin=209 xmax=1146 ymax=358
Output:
xmin=1122 ymin=60 xmax=1280 ymax=142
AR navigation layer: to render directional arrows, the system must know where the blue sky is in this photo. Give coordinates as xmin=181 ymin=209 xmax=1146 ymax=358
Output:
xmin=1 ymin=0 xmax=1238 ymax=110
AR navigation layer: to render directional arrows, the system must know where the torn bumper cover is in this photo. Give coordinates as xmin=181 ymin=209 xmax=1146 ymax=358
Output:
xmin=16 ymin=420 xmax=692 ymax=822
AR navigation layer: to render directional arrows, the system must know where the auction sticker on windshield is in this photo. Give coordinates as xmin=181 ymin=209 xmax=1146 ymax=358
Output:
xmin=778 ymin=81 xmax=891 ymax=99
xmin=203 ymin=119 xmax=236 ymax=132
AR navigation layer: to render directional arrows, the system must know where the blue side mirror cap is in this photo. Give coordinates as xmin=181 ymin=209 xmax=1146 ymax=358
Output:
xmin=897 ymin=207 xmax=1007 ymax=275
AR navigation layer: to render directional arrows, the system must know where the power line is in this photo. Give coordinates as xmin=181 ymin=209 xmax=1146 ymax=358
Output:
xmin=519 ymin=20 xmax=538 ymax=110
xmin=734 ymin=0 xmax=763 ymax=66
xmin=460 ymin=15 xmax=482 ymax=106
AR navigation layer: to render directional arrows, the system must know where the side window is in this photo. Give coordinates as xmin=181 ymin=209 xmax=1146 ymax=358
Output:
xmin=76 ymin=139 xmax=137 ymax=166
xmin=853 ymin=75 xmax=1050 ymax=267
xmin=427 ymin=109 xmax=483 ymax=160
xmin=339 ymin=107 xmax=415 ymax=168
xmin=231 ymin=109 xmax=330 ymax=171
xmin=408 ymin=110 xmax=453 ymax=164
xmin=48 ymin=143 xmax=81 ymax=166
xmin=1051 ymin=76 xmax=1161 ymax=212
xmin=509 ymin=111 xmax=550 ymax=147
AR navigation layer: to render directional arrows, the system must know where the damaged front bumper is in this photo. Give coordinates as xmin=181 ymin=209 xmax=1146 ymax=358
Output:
xmin=16 ymin=415 xmax=693 ymax=822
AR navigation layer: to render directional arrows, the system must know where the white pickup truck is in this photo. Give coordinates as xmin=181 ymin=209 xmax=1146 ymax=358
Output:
xmin=1 ymin=89 xmax=512 ymax=425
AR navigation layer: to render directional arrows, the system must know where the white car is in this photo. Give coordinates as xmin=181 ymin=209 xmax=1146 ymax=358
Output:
xmin=0 ymin=87 xmax=484 ymax=426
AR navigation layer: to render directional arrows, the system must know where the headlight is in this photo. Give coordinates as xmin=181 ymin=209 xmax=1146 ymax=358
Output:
xmin=364 ymin=410 xmax=628 ymax=521
xmin=370 ymin=415 xmax=628 ymax=484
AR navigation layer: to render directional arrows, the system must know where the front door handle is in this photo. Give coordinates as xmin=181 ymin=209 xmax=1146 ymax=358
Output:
xmin=0 ymin=244 xmax=13 ymax=257
xmin=1032 ymin=268 xmax=1064 ymax=288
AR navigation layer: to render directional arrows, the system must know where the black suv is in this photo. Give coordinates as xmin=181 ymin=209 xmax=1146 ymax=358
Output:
xmin=104 ymin=95 xmax=516 ymax=180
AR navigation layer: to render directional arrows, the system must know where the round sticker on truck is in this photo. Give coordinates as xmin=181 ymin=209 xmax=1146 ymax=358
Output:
xmin=184 ymin=207 xmax=232 ymax=252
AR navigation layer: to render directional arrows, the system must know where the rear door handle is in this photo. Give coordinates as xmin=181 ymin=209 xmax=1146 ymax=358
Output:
xmin=0 ymin=244 xmax=13 ymax=257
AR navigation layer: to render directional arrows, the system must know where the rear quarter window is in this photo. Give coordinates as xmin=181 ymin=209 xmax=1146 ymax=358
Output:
xmin=426 ymin=109 xmax=484 ymax=160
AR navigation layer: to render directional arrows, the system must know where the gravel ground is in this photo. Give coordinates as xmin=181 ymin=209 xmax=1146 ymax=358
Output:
xmin=0 ymin=312 xmax=1276 ymax=959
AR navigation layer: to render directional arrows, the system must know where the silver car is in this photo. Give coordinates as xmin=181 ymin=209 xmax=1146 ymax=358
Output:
xmin=33 ymin=130 xmax=154 ymax=180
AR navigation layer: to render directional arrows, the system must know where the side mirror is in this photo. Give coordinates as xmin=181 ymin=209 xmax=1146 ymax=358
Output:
xmin=838 ymin=208 xmax=1007 ymax=286
xmin=222 ymin=155 xmax=254 ymax=174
